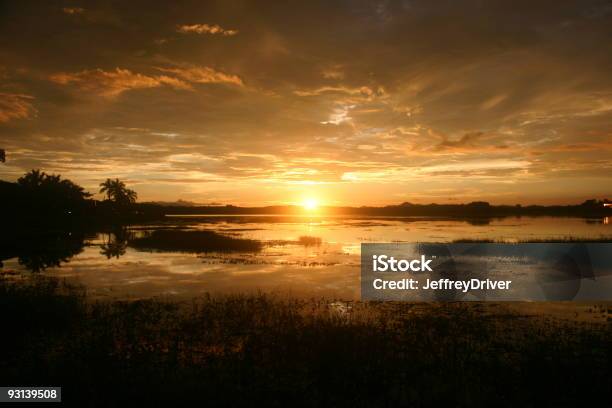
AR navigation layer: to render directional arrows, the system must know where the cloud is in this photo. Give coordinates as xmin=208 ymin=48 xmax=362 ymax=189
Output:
xmin=2 ymin=1 xmax=612 ymax=204
xmin=49 ymin=66 xmax=243 ymax=97
xmin=156 ymin=66 xmax=243 ymax=87
xmin=49 ymin=68 xmax=192 ymax=97
xmin=294 ymin=86 xmax=381 ymax=98
xmin=321 ymin=104 xmax=355 ymax=125
xmin=322 ymin=66 xmax=345 ymax=80
xmin=418 ymin=159 xmax=531 ymax=176
xmin=0 ymin=93 xmax=36 ymax=123
xmin=434 ymin=131 xmax=499 ymax=152
xmin=177 ymin=24 xmax=238 ymax=36
xmin=62 ymin=7 xmax=84 ymax=15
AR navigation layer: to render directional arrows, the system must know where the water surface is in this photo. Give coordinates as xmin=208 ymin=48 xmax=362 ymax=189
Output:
xmin=1 ymin=215 xmax=610 ymax=300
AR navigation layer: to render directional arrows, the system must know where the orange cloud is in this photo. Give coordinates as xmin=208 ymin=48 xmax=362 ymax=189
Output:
xmin=177 ymin=24 xmax=238 ymax=36
xmin=0 ymin=93 xmax=36 ymax=123
xmin=294 ymin=86 xmax=380 ymax=98
xmin=50 ymin=66 xmax=243 ymax=97
xmin=156 ymin=66 xmax=243 ymax=87
xmin=62 ymin=7 xmax=84 ymax=15
xmin=49 ymin=68 xmax=192 ymax=97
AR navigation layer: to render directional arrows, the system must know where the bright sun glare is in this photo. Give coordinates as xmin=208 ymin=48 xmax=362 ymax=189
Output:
xmin=303 ymin=198 xmax=319 ymax=211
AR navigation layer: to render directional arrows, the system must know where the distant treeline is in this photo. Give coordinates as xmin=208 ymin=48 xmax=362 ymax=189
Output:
xmin=156 ymin=200 xmax=612 ymax=218
xmin=0 ymin=170 xmax=610 ymax=228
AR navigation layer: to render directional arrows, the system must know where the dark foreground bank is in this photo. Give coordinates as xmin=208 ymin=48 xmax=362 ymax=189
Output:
xmin=0 ymin=276 xmax=610 ymax=407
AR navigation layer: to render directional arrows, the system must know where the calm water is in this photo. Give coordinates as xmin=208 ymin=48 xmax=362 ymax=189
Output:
xmin=1 ymin=215 xmax=610 ymax=300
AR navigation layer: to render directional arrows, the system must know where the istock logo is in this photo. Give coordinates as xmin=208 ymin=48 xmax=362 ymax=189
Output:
xmin=372 ymin=254 xmax=433 ymax=272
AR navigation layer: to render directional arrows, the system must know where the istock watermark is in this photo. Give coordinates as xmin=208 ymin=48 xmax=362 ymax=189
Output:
xmin=372 ymin=254 xmax=433 ymax=272
xmin=361 ymin=243 xmax=612 ymax=301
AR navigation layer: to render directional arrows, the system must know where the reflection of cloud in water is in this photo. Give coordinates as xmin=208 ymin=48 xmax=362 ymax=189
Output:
xmin=43 ymin=245 xmax=359 ymax=299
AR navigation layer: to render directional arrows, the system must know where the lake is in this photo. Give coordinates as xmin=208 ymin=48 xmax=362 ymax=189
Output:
xmin=1 ymin=215 xmax=610 ymax=300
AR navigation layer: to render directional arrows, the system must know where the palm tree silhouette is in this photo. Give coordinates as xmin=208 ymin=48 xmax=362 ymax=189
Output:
xmin=122 ymin=188 xmax=137 ymax=204
xmin=99 ymin=178 xmax=137 ymax=204
xmin=18 ymin=169 xmax=46 ymax=188
xmin=100 ymin=178 xmax=120 ymax=201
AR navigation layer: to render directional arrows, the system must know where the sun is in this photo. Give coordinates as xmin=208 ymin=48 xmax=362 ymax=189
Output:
xmin=303 ymin=198 xmax=319 ymax=211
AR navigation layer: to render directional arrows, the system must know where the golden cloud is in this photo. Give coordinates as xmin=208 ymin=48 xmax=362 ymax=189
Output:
xmin=156 ymin=66 xmax=243 ymax=87
xmin=50 ymin=68 xmax=192 ymax=97
xmin=0 ymin=93 xmax=36 ymax=123
xmin=62 ymin=7 xmax=85 ymax=15
xmin=177 ymin=24 xmax=238 ymax=36
xmin=49 ymin=66 xmax=242 ymax=97
xmin=294 ymin=86 xmax=380 ymax=97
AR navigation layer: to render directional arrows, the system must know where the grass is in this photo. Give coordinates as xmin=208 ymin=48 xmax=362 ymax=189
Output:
xmin=129 ymin=229 xmax=262 ymax=253
xmin=1 ymin=275 xmax=610 ymax=406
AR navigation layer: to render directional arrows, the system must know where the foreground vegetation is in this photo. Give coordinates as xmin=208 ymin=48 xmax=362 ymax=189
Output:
xmin=0 ymin=276 xmax=609 ymax=407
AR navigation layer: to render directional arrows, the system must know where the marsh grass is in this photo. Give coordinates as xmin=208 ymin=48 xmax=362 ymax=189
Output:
xmin=0 ymin=276 xmax=610 ymax=407
xmin=129 ymin=229 xmax=262 ymax=253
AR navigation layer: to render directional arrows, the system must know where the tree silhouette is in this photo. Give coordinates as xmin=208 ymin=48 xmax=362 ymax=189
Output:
xmin=18 ymin=169 xmax=91 ymax=202
xmin=17 ymin=169 xmax=46 ymax=188
xmin=0 ymin=149 xmax=5 ymax=163
xmin=9 ymin=170 xmax=92 ymax=222
xmin=99 ymin=178 xmax=117 ymax=200
xmin=99 ymin=178 xmax=137 ymax=204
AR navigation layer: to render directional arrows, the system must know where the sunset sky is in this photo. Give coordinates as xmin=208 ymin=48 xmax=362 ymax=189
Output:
xmin=1 ymin=0 xmax=611 ymax=206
